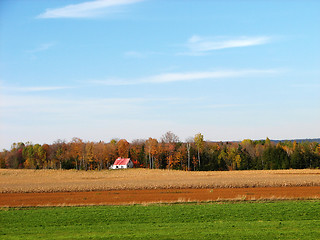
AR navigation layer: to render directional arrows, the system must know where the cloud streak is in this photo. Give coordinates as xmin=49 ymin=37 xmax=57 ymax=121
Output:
xmin=26 ymin=43 xmax=55 ymax=53
xmin=37 ymin=0 xmax=143 ymax=19
xmin=124 ymin=51 xmax=165 ymax=59
xmin=91 ymin=69 xmax=279 ymax=86
xmin=183 ymin=35 xmax=272 ymax=55
xmin=2 ymin=85 xmax=73 ymax=93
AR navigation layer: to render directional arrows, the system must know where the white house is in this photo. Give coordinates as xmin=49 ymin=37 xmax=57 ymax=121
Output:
xmin=110 ymin=157 xmax=133 ymax=169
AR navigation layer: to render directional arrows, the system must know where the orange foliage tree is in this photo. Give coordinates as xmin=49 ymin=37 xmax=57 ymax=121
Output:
xmin=117 ymin=139 xmax=129 ymax=158
xmin=145 ymin=138 xmax=159 ymax=169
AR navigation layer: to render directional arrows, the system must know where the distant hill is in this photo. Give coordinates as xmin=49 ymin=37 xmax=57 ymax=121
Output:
xmin=271 ymin=138 xmax=320 ymax=144
xmin=208 ymin=138 xmax=320 ymax=144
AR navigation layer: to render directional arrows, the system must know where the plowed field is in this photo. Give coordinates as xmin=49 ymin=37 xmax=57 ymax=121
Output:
xmin=1 ymin=169 xmax=320 ymax=206
xmin=1 ymin=186 xmax=320 ymax=207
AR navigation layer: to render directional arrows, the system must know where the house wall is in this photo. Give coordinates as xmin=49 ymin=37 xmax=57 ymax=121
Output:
xmin=111 ymin=164 xmax=128 ymax=169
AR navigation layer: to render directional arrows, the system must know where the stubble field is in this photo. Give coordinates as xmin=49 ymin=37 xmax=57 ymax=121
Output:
xmin=1 ymin=168 xmax=320 ymax=193
xmin=1 ymin=169 xmax=320 ymax=206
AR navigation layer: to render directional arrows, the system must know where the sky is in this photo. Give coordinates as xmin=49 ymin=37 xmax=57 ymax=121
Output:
xmin=0 ymin=0 xmax=319 ymax=149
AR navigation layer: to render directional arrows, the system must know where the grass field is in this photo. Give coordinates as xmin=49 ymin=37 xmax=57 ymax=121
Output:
xmin=1 ymin=169 xmax=320 ymax=193
xmin=1 ymin=201 xmax=319 ymax=239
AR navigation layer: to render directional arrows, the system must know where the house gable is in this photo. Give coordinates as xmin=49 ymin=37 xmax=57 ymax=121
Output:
xmin=111 ymin=158 xmax=133 ymax=169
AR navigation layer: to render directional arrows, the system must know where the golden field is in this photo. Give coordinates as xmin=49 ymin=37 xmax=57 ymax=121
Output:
xmin=0 ymin=169 xmax=319 ymax=193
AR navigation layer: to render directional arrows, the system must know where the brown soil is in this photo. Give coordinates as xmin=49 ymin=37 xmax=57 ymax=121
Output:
xmin=1 ymin=186 xmax=320 ymax=207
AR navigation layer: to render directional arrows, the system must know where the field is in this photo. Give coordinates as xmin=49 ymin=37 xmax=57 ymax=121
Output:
xmin=1 ymin=169 xmax=320 ymax=239
xmin=1 ymin=201 xmax=320 ymax=239
xmin=1 ymin=169 xmax=320 ymax=207
xmin=1 ymin=168 xmax=320 ymax=193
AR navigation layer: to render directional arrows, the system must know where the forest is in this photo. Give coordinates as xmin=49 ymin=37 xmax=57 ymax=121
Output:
xmin=1 ymin=132 xmax=319 ymax=171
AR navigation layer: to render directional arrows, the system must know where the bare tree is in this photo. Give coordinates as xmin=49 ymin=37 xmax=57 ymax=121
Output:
xmin=186 ymin=137 xmax=194 ymax=171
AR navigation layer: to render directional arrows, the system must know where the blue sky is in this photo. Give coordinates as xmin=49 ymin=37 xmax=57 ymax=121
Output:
xmin=0 ymin=0 xmax=319 ymax=149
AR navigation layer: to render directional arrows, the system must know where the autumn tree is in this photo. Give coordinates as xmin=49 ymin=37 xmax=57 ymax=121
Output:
xmin=194 ymin=133 xmax=204 ymax=169
xmin=41 ymin=144 xmax=50 ymax=169
xmin=265 ymin=137 xmax=272 ymax=147
xmin=241 ymin=139 xmax=256 ymax=160
xmin=105 ymin=139 xmax=118 ymax=167
xmin=51 ymin=140 xmax=68 ymax=170
xmin=85 ymin=142 xmax=95 ymax=170
xmin=22 ymin=144 xmax=35 ymax=169
xmin=117 ymin=139 xmax=129 ymax=158
xmin=33 ymin=144 xmax=46 ymax=169
xmin=6 ymin=142 xmax=25 ymax=169
xmin=145 ymin=138 xmax=159 ymax=169
xmin=22 ymin=143 xmax=47 ymax=169
xmin=192 ymin=156 xmax=198 ymax=171
xmin=2 ymin=136 xmax=320 ymax=171
xmin=176 ymin=145 xmax=187 ymax=170
xmin=228 ymin=146 xmax=238 ymax=170
xmin=0 ymin=151 xmax=6 ymax=168
xmin=130 ymin=139 xmax=146 ymax=168
xmin=205 ymin=142 xmax=226 ymax=171
xmin=94 ymin=141 xmax=107 ymax=170
xmin=69 ymin=137 xmax=85 ymax=170
xmin=161 ymin=131 xmax=180 ymax=169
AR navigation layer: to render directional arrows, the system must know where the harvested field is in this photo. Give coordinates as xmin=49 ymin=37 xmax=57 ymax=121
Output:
xmin=1 ymin=186 xmax=320 ymax=207
xmin=1 ymin=169 xmax=320 ymax=193
xmin=1 ymin=169 xmax=320 ymax=206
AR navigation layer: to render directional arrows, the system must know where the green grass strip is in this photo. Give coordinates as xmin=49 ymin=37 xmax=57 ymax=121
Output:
xmin=0 ymin=201 xmax=320 ymax=239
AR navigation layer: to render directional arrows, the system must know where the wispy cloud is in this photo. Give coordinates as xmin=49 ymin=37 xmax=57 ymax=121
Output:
xmin=26 ymin=43 xmax=55 ymax=53
xmin=200 ymin=103 xmax=263 ymax=110
xmin=124 ymin=51 xmax=165 ymax=59
xmin=124 ymin=51 xmax=146 ymax=58
xmin=37 ymin=0 xmax=144 ymax=19
xmin=291 ymin=83 xmax=320 ymax=88
xmin=0 ymin=95 xmax=141 ymax=108
xmin=2 ymin=85 xmax=73 ymax=93
xmin=90 ymin=69 xmax=279 ymax=86
xmin=0 ymin=95 xmax=198 ymax=120
xmin=182 ymin=35 xmax=272 ymax=55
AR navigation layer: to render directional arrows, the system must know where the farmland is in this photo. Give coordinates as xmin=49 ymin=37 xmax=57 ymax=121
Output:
xmin=1 ymin=169 xmax=320 ymax=207
xmin=1 ymin=169 xmax=320 ymax=239
xmin=1 ymin=169 xmax=320 ymax=193
xmin=1 ymin=201 xmax=320 ymax=239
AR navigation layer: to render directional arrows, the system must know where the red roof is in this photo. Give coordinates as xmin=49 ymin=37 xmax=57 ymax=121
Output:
xmin=113 ymin=158 xmax=131 ymax=166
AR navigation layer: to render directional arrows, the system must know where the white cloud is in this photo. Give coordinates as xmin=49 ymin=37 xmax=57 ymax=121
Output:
xmin=37 ymin=0 xmax=144 ymax=19
xmin=90 ymin=69 xmax=279 ymax=86
xmin=183 ymin=35 xmax=272 ymax=55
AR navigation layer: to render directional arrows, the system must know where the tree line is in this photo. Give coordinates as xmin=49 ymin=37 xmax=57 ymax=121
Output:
xmin=1 ymin=132 xmax=319 ymax=171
